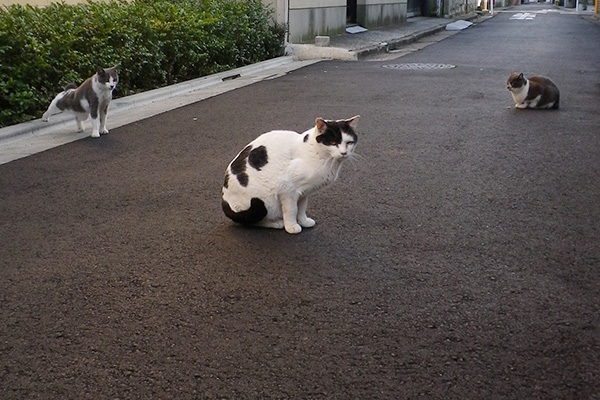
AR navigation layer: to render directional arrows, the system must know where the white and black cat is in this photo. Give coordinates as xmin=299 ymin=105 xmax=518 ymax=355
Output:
xmin=42 ymin=66 xmax=119 ymax=138
xmin=221 ymin=116 xmax=360 ymax=234
xmin=506 ymin=72 xmax=559 ymax=109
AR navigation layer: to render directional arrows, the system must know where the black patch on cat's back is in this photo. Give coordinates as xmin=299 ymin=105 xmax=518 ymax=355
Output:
xmin=222 ymin=197 xmax=268 ymax=225
xmin=236 ymin=173 xmax=249 ymax=187
xmin=223 ymin=172 xmax=230 ymax=189
xmin=230 ymin=145 xmax=251 ymax=187
xmin=248 ymin=145 xmax=268 ymax=171
xmin=58 ymin=89 xmax=86 ymax=113
xmin=303 ymin=134 xmax=309 ymax=142
xmin=527 ymin=76 xmax=560 ymax=109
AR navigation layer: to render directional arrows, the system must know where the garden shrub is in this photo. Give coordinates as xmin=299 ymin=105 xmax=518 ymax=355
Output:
xmin=0 ymin=0 xmax=286 ymax=128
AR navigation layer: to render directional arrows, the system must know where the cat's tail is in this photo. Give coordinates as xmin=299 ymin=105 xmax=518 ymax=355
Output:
xmin=222 ymin=197 xmax=267 ymax=225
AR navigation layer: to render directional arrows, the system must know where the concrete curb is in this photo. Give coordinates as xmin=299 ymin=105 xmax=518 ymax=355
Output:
xmin=356 ymin=24 xmax=449 ymax=59
xmin=0 ymin=56 xmax=297 ymax=144
xmin=286 ymin=44 xmax=360 ymax=61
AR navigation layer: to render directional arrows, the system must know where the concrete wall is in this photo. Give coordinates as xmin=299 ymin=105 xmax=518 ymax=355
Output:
xmin=287 ymin=0 xmax=409 ymax=43
xmin=288 ymin=0 xmax=347 ymax=44
xmin=357 ymin=0 xmax=407 ymax=28
xmin=263 ymin=0 xmax=287 ymax=25
xmin=443 ymin=0 xmax=478 ymax=16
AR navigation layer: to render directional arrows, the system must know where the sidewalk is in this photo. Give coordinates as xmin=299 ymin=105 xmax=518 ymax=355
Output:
xmin=288 ymin=14 xmax=480 ymax=61
xmin=0 ymin=13 xmax=484 ymax=165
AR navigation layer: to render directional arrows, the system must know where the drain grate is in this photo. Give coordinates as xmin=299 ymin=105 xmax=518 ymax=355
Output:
xmin=382 ymin=63 xmax=456 ymax=70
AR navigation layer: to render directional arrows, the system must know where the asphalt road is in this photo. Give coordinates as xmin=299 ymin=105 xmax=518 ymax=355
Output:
xmin=1 ymin=4 xmax=599 ymax=399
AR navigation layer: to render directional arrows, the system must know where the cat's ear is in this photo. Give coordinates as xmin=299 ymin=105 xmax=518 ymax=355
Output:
xmin=518 ymin=73 xmax=524 ymax=79
xmin=97 ymin=66 xmax=105 ymax=75
xmin=315 ymin=118 xmax=327 ymax=133
xmin=346 ymin=115 xmax=360 ymax=129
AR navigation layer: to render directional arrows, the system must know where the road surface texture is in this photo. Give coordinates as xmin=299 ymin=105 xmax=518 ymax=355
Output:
xmin=1 ymin=4 xmax=599 ymax=399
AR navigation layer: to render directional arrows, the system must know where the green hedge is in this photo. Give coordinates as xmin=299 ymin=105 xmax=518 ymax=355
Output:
xmin=0 ymin=0 xmax=286 ymax=128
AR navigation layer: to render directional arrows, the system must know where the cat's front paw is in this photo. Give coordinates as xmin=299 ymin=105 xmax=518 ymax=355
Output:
xmin=91 ymin=131 xmax=101 ymax=138
xmin=516 ymin=103 xmax=528 ymax=109
xmin=41 ymin=114 xmax=49 ymax=122
xmin=299 ymin=217 xmax=316 ymax=228
xmin=285 ymin=223 xmax=302 ymax=234
xmin=101 ymin=128 xmax=109 ymax=135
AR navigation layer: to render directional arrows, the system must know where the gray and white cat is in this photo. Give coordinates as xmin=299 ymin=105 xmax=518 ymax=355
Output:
xmin=506 ymin=72 xmax=559 ymax=109
xmin=42 ymin=66 xmax=119 ymax=138
xmin=221 ymin=116 xmax=360 ymax=234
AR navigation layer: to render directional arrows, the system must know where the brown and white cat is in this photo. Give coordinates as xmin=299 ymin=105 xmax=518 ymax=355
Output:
xmin=221 ymin=116 xmax=359 ymax=234
xmin=506 ymin=72 xmax=559 ymax=110
xmin=42 ymin=66 xmax=119 ymax=138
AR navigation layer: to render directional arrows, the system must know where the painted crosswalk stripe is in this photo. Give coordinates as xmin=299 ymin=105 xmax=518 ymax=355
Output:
xmin=511 ymin=12 xmax=536 ymax=20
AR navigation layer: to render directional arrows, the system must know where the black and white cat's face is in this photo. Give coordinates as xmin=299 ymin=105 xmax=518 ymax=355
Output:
xmin=315 ymin=116 xmax=359 ymax=159
xmin=97 ymin=66 xmax=119 ymax=91
xmin=507 ymin=72 xmax=526 ymax=93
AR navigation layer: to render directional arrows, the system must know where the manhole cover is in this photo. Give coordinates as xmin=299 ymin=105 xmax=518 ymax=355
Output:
xmin=382 ymin=63 xmax=456 ymax=70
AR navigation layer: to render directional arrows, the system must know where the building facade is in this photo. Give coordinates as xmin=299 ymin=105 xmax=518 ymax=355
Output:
xmin=276 ymin=0 xmax=409 ymax=43
xmin=266 ymin=0 xmax=478 ymax=44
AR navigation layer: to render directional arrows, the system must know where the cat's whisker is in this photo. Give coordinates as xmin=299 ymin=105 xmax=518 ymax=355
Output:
xmin=346 ymin=153 xmax=365 ymax=166
xmin=350 ymin=152 xmax=365 ymax=161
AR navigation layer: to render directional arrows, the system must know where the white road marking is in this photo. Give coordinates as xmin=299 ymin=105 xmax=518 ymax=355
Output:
xmin=511 ymin=12 xmax=536 ymax=20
